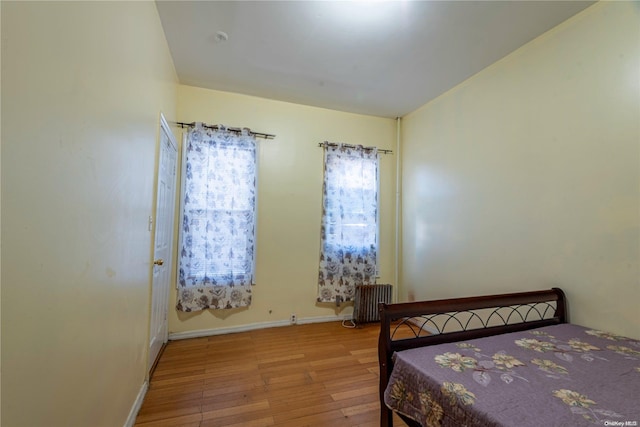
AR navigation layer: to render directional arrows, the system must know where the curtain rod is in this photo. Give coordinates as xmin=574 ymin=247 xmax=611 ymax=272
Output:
xmin=175 ymin=121 xmax=276 ymax=140
xmin=318 ymin=142 xmax=393 ymax=155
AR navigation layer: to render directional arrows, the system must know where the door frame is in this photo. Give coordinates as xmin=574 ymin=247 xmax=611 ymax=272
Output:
xmin=148 ymin=113 xmax=178 ymax=374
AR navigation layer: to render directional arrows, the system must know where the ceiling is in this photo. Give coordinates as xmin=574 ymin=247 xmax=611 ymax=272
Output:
xmin=156 ymin=1 xmax=594 ymax=118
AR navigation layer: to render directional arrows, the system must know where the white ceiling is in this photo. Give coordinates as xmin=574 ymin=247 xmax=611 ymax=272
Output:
xmin=156 ymin=1 xmax=594 ymax=118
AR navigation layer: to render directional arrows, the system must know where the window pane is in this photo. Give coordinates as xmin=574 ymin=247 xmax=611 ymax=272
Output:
xmin=318 ymin=144 xmax=379 ymax=304
xmin=179 ymin=132 xmax=257 ymax=288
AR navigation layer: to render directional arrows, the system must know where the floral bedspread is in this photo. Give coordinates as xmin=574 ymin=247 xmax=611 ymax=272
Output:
xmin=384 ymin=324 xmax=640 ymax=427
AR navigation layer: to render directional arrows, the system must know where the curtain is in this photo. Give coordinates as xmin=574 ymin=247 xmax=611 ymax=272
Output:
xmin=318 ymin=143 xmax=378 ymax=304
xmin=177 ymin=124 xmax=256 ymax=312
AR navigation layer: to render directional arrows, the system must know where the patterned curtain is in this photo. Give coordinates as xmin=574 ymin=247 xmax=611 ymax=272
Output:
xmin=318 ymin=143 xmax=378 ymax=304
xmin=177 ymin=124 xmax=256 ymax=312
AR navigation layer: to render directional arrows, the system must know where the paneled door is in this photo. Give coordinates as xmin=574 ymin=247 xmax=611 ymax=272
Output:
xmin=149 ymin=114 xmax=178 ymax=371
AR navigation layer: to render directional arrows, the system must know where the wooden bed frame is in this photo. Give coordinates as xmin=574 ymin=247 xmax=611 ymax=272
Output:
xmin=377 ymin=288 xmax=567 ymax=427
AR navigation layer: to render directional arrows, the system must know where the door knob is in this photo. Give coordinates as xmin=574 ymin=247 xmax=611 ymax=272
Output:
xmin=154 ymin=259 xmax=164 ymax=266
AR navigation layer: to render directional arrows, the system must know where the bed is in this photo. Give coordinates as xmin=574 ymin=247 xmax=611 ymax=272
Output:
xmin=378 ymin=288 xmax=640 ymax=427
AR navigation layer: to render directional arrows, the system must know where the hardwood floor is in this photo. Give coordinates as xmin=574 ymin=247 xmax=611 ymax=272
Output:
xmin=134 ymin=321 xmax=409 ymax=427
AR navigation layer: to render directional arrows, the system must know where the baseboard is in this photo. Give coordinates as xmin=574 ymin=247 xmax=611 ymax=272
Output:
xmin=407 ymin=316 xmax=440 ymax=335
xmin=123 ymin=380 xmax=148 ymax=427
xmin=298 ymin=313 xmax=352 ymax=325
xmin=169 ymin=313 xmax=352 ymax=341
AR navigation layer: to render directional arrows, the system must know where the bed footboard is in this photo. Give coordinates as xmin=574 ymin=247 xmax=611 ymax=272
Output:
xmin=377 ymin=287 xmax=567 ymax=427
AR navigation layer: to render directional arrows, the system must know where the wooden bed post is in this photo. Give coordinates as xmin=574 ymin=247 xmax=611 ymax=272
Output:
xmin=552 ymin=287 xmax=568 ymax=323
xmin=378 ymin=302 xmax=393 ymax=427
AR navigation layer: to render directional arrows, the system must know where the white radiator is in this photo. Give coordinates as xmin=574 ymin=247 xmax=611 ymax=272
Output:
xmin=353 ymin=284 xmax=392 ymax=325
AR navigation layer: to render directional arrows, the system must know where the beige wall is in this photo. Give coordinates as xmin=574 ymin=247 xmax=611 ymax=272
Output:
xmin=1 ymin=2 xmax=177 ymax=426
xmin=401 ymin=2 xmax=640 ymax=339
xmin=171 ymin=85 xmax=397 ymax=334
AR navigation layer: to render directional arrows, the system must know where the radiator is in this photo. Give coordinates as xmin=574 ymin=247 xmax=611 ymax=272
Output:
xmin=353 ymin=284 xmax=392 ymax=324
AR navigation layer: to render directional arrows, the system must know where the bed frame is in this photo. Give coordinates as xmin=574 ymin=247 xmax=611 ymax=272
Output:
xmin=377 ymin=287 xmax=567 ymax=427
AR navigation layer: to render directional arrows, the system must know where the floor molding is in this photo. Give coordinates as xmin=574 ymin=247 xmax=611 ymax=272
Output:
xmin=169 ymin=314 xmax=352 ymax=341
xmin=407 ymin=316 xmax=440 ymax=335
xmin=123 ymin=380 xmax=148 ymax=427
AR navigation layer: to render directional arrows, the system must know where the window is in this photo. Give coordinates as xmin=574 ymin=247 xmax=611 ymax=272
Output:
xmin=318 ymin=143 xmax=379 ymax=304
xmin=176 ymin=125 xmax=256 ymax=312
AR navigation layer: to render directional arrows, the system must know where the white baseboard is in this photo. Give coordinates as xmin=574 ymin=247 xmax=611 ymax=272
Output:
xmin=298 ymin=313 xmax=352 ymax=325
xmin=407 ymin=316 xmax=440 ymax=335
xmin=168 ymin=313 xmax=352 ymax=341
xmin=124 ymin=380 xmax=148 ymax=427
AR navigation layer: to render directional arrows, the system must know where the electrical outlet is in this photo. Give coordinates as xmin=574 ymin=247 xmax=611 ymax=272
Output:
xmin=290 ymin=313 xmax=297 ymax=324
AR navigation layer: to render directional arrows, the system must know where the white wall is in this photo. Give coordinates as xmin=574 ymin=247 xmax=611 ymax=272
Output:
xmin=1 ymin=2 xmax=177 ymax=426
xmin=170 ymin=85 xmax=397 ymax=335
xmin=401 ymin=2 xmax=639 ymax=339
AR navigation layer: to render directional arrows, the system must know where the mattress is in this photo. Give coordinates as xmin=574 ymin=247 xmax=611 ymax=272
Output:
xmin=384 ymin=323 xmax=640 ymax=427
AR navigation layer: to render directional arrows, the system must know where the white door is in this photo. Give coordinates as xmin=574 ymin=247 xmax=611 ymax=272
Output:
xmin=149 ymin=114 xmax=178 ymax=371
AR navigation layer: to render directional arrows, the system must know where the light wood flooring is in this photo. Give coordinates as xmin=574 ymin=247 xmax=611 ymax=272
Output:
xmin=134 ymin=321 xmax=409 ymax=427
